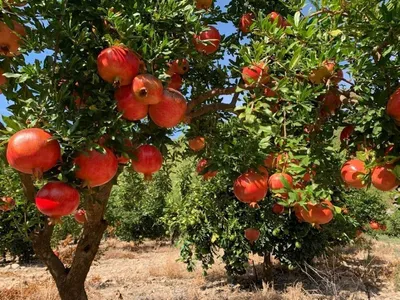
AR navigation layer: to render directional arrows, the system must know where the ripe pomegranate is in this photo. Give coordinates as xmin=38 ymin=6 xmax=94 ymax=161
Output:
xmin=7 ymin=128 xmax=61 ymax=176
xmin=74 ymin=209 xmax=87 ymax=224
xmin=167 ymin=73 xmax=183 ymax=90
xmin=268 ymin=12 xmax=286 ymax=28
xmin=0 ymin=20 xmax=26 ymax=56
xmin=149 ymin=88 xmax=187 ymax=128
xmin=320 ymin=90 xmax=341 ymax=117
xmin=299 ymin=200 xmax=334 ymax=225
xmin=97 ymin=46 xmax=140 ymax=86
xmin=74 ymin=146 xmax=118 ymax=187
xmin=242 ymin=63 xmax=269 ymax=85
xmin=340 ymin=125 xmax=354 ymax=142
xmin=239 ymin=13 xmax=255 ymax=33
xmin=302 ymin=167 xmax=316 ymax=183
xmin=193 ymin=26 xmax=221 ymax=55
xmin=369 ymin=221 xmax=380 ymax=230
xmin=115 ymin=85 xmax=148 ymax=121
xmin=0 ymin=197 xmax=15 ymax=211
xmin=268 ymin=173 xmax=293 ymax=199
xmin=244 ymin=228 xmax=260 ymax=243
xmin=371 ymin=164 xmax=399 ymax=191
xmin=341 ymin=159 xmax=367 ymax=189
xmin=234 ymin=170 xmax=268 ymax=208
xmin=131 ymin=144 xmax=163 ymax=180
xmin=196 ymin=159 xmax=218 ymax=180
xmin=264 ymin=153 xmax=277 ymax=169
xmin=294 ymin=204 xmax=304 ymax=222
xmin=272 ymin=203 xmax=284 ymax=215
xmin=132 ymin=74 xmax=163 ymax=105
xmin=35 ymin=182 xmax=80 ymax=219
xmin=309 ymin=60 xmax=336 ymax=84
xmin=195 ymin=0 xmax=212 ymax=9
xmin=189 ymin=136 xmax=206 ymax=151
xmin=387 ymin=87 xmax=400 ymax=121
xmin=264 ymin=88 xmax=277 ymax=98
xmin=0 ymin=68 xmax=7 ymax=93
xmin=117 ymin=139 xmax=134 ymax=164
xmin=168 ymin=59 xmax=189 ymax=75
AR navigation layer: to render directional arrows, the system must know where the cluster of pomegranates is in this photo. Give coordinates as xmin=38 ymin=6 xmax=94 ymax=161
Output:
xmin=239 ymin=11 xmax=289 ymax=34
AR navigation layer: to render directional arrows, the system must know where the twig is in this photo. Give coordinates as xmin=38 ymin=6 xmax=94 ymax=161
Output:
xmin=309 ymin=8 xmax=348 ymax=18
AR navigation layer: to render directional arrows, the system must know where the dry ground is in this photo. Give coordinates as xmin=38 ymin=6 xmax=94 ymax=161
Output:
xmin=1 ymin=236 xmax=400 ymax=300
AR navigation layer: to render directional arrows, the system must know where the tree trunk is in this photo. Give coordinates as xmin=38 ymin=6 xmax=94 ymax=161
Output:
xmin=263 ymin=252 xmax=273 ymax=281
xmin=20 ymin=173 xmax=117 ymax=300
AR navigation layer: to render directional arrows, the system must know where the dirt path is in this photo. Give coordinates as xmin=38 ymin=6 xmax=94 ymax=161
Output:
xmin=1 ymin=238 xmax=399 ymax=300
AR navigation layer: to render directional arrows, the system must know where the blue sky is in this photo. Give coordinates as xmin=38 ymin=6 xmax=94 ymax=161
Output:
xmin=0 ymin=1 xmax=316 ymax=120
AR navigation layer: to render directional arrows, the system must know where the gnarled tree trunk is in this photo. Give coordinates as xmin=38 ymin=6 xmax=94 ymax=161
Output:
xmin=20 ymin=173 xmax=116 ymax=300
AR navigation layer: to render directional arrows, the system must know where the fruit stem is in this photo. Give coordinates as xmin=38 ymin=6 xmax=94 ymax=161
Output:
xmin=144 ymin=173 xmax=153 ymax=181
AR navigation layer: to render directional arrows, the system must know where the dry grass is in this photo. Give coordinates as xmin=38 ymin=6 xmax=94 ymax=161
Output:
xmin=148 ymin=256 xmax=191 ymax=279
xmin=0 ymin=280 xmax=59 ymax=300
xmin=102 ymin=249 xmax=136 ymax=260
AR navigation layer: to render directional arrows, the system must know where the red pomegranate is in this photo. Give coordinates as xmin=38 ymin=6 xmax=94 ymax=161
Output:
xmin=234 ymin=170 xmax=268 ymax=208
xmin=268 ymin=12 xmax=286 ymax=28
xmin=196 ymin=159 xmax=217 ymax=180
xmin=149 ymin=88 xmax=187 ymax=128
xmin=115 ymin=85 xmax=148 ymax=121
xmin=320 ymin=90 xmax=341 ymax=117
xmin=189 ymin=137 xmax=206 ymax=151
xmin=242 ymin=63 xmax=269 ymax=85
xmin=371 ymin=164 xmax=399 ymax=191
xmin=294 ymin=204 xmax=304 ymax=222
xmin=97 ymin=46 xmax=140 ymax=86
xmin=299 ymin=200 xmax=334 ymax=225
xmin=264 ymin=88 xmax=277 ymax=98
xmin=0 ymin=197 xmax=15 ymax=211
xmin=341 ymin=159 xmax=367 ymax=189
xmin=35 ymin=182 xmax=80 ymax=219
xmin=74 ymin=146 xmax=118 ymax=187
xmin=268 ymin=173 xmax=293 ymax=199
xmin=387 ymin=87 xmax=400 ymax=121
xmin=239 ymin=13 xmax=255 ymax=33
xmin=132 ymin=74 xmax=163 ymax=105
xmin=0 ymin=20 xmax=26 ymax=57
xmin=244 ymin=228 xmax=260 ymax=243
xmin=264 ymin=153 xmax=277 ymax=169
xmin=7 ymin=128 xmax=61 ymax=176
xmin=340 ymin=125 xmax=354 ymax=142
xmin=167 ymin=73 xmax=183 ymax=90
xmin=117 ymin=139 xmax=134 ymax=164
xmin=302 ymin=167 xmax=316 ymax=183
xmin=131 ymin=144 xmax=163 ymax=180
xmin=193 ymin=26 xmax=221 ymax=55
xmin=0 ymin=68 xmax=7 ymax=93
xmin=168 ymin=59 xmax=189 ymax=75
xmin=272 ymin=203 xmax=284 ymax=215
xmin=195 ymin=0 xmax=212 ymax=9
xmin=369 ymin=221 xmax=380 ymax=230
xmin=74 ymin=209 xmax=87 ymax=224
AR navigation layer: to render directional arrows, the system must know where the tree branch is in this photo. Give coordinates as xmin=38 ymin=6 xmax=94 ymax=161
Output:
xmin=186 ymin=86 xmax=238 ymax=113
xmin=309 ymin=8 xmax=348 ymax=18
xmin=18 ymin=173 xmax=36 ymax=203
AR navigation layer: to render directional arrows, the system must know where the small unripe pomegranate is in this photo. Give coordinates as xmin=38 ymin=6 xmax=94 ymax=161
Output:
xmin=131 ymin=144 xmax=163 ymax=180
xmin=244 ymin=228 xmax=260 ymax=244
xmin=242 ymin=63 xmax=269 ymax=85
xmin=167 ymin=74 xmax=183 ymax=90
xmin=188 ymin=137 xmax=206 ymax=151
xmin=97 ymin=46 xmax=140 ymax=86
xmin=132 ymin=74 xmax=163 ymax=105
xmin=168 ymin=59 xmax=189 ymax=75
xmin=115 ymin=85 xmax=148 ymax=121
xmin=193 ymin=26 xmax=221 ymax=55
xmin=239 ymin=13 xmax=255 ymax=33
xmin=0 ymin=20 xmax=26 ymax=57
xmin=35 ymin=182 xmax=80 ymax=219
xmin=74 ymin=209 xmax=87 ymax=224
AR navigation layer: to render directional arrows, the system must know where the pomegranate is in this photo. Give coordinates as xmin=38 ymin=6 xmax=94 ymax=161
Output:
xmin=35 ymin=182 xmax=80 ymax=219
xmin=268 ymin=12 xmax=286 ymax=28
xmin=193 ymin=26 xmax=221 ymax=55
xmin=0 ymin=68 xmax=7 ymax=93
xmin=272 ymin=203 xmax=284 ymax=215
xmin=234 ymin=170 xmax=268 ymax=208
xmin=196 ymin=159 xmax=217 ymax=180
xmin=264 ymin=153 xmax=277 ymax=169
xmin=244 ymin=228 xmax=260 ymax=243
xmin=341 ymin=159 xmax=367 ymax=188
xmin=167 ymin=73 xmax=183 ymax=90
xmin=320 ymin=90 xmax=341 ymax=117
xmin=302 ymin=167 xmax=316 ymax=183
xmin=149 ymin=88 xmax=187 ymax=128
xmin=74 ymin=209 xmax=87 ymax=224
xmin=115 ymin=85 xmax=148 ymax=121
xmin=242 ymin=62 xmax=269 ymax=85
xmin=239 ymin=13 xmax=255 ymax=33
xmin=264 ymin=88 xmax=277 ymax=98
xmin=387 ymin=87 xmax=400 ymax=121
xmin=369 ymin=221 xmax=380 ymax=230
xmin=117 ymin=139 xmax=134 ymax=164
xmin=0 ymin=20 xmax=26 ymax=57
xmin=97 ymin=46 xmax=140 ymax=86
xmin=371 ymin=164 xmax=399 ymax=191
xmin=309 ymin=60 xmax=336 ymax=84
xmin=299 ymin=200 xmax=334 ymax=225
xmin=268 ymin=173 xmax=293 ymax=199
xmin=168 ymin=59 xmax=189 ymax=75
xmin=131 ymin=144 xmax=163 ymax=180
xmin=0 ymin=197 xmax=15 ymax=211
xmin=332 ymin=69 xmax=343 ymax=85
xmin=195 ymin=0 xmax=212 ymax=9
xmin=294 ymin=204 xmax=304 ymax=222
xmin=7 ymin=128 xmax=61 ymax=176
xmin=188 ymin=136 xmax=206 ymax=151
xmin=132 ymin=74 xmax=163 ymax=105
xmin=74 ymin=146 xmax=118 ymax=187
xmin=340 ymin=125 xmax=354 ymax=142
